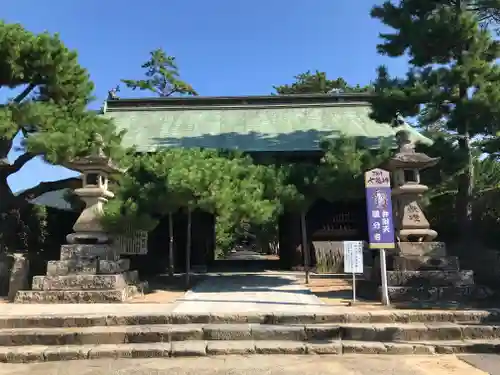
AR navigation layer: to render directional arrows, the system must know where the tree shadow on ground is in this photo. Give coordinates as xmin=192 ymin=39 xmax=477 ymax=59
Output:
xmin=142 ymin=274 xmax=204 ymax=294
xmin=150 ymin=130 xmax=391 ymax=152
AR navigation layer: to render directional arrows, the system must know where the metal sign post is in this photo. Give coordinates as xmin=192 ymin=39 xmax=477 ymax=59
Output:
xmin=364 ymin=168 xmax=395 ymax=306
xmin=343 ymin=241 xmax=364 ymax=304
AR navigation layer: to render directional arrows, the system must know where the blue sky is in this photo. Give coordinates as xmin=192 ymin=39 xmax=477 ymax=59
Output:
xmin=3 ymin=0 xmax=408 ymax=192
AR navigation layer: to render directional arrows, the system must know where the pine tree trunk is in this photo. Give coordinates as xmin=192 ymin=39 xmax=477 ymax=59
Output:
xmin=0 ymin=175 xmax=14 ymax=213
xmin=168 ymin=212 xmax=174 ymax=277
xmin=454 ymin=0 xmax=474 ymax=246
xmin=457 ymin=133 xmax=474 ymax=244
xmin=300 ymin=210 xmax=310 ymax=284
xmin=185 ymin=208 xmax=192 ymax=288
xmin=0 ymin=172 xmax=22 ymax=252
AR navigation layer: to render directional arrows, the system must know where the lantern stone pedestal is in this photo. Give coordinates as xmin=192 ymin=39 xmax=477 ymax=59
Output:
xmin=383 ymin=242 xmax=481 ymax=304
xmin=15 ymin=135 xmax=147 ymax=303
xmin=364 ymin=124 xmax=489 ymax=304
xmin=15 ymin=244 xmax=145 ymax=303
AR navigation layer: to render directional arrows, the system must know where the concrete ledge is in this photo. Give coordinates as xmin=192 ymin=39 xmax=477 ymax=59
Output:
xmin=1 ymin=339 xmax=500 ymax=363
xmin=0 ymin=309 xmax=499 ymax=328
xmin=0 ymin=322 xmax=499 ymax=346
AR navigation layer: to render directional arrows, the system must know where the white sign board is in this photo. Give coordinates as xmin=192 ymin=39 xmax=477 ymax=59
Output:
xmin=343 ymin=241 xmax=364 ymax=274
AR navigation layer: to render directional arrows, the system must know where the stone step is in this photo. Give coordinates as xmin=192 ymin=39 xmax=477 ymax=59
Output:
xmin=46 ymin=258 xmax=130 ymax=276
xmin=385 ymin=285 xmax=492 ymax=302
xmin=0 ymin=323 xmax=498 ymax=346
xmin=2 ymin=339 xmax=500 ymax=363
xmin=31 ymin=271 xmax=139 ymax=291
xmin=386 ymin=270 xmax=474 ymax=287
xmin=392 ymin=256 xmax=460 ymax=271
xmin=0 ymin=310 xmax=498 ymax=329
xmin=340 ymin=323 xmax=500 ymax=341
xmin=14 ymin=283 xmax=144 ymax=304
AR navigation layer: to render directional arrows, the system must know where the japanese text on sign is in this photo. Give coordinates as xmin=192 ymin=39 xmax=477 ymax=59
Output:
xmin=365 ymin=168 xmax=395 ymax=249
xmin=370 ymin=208 xmax=392 ymax=241
xmin=343 ymin=241 xmax=364 ymax=274
xmin=365 ymin=168 xmax=391 ymax=188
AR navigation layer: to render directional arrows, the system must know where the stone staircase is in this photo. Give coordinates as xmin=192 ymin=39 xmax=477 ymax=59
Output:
xmin=1 ymin=310 xmax=500 ymax=363
xmin=15 ymin=244 xmax=146 ymax=303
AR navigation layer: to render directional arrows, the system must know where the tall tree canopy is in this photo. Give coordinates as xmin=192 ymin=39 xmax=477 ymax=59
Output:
xmin=102 ymin=149 xmax=287 ymax=255
xmin=273 ymin=70 xmax=372 ymax=94
xmin=370 ymin=0 xmax=500 ymax=239
xmin=0 ymin=21 xmax=121 ymax=251
xmin=121 ymin=49 xmax=197 ymax=97
xmin=471 ymin=0 xmax=500 ymax=31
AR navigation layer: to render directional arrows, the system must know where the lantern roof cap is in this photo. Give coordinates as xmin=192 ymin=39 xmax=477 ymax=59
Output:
xmin=385 ymin=127 xmax=440 ymax=170
xmin=64 ymin=133 xmax=123 ymax=174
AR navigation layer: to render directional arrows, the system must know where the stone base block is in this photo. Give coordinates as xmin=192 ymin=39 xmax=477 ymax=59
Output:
xmin=387 ymin=270 xmax=474 ymax=287
xmin=392 ymin=256 xmax=460 ymax=271
xmin=397 ymin=242 xmax=447 ymax=257
xmin=14 ymin=283 xmax=146 ymax=304
xmin=383 ymin=285 xmax=490 ymax=303
xmin=60 ymin=244 xmax=119 ymax=261
xmin=46 ymin=259 xmax=98 ymax=276
xmin=46 ymin=259 xmax=130 ymax=276
xmin=99 ymin=259 xmax=130 ymax=274
xmin=31 ymin=271 xmax=139 ymax=291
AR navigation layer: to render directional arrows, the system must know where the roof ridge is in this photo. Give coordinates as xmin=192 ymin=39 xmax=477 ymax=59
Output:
xmin=104 ymin=93 xmax=375 ymax=111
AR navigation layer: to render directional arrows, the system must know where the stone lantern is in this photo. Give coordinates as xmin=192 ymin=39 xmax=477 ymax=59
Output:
xmin=65 ymin=133 xmax=121 ymax=245
xmin=386 ymin=129 xmax=440 ymax=243
xmin=14 ymin=134 xmax=146 ymax=303
xmin=376 ymin=125 xmax=479 ymax=304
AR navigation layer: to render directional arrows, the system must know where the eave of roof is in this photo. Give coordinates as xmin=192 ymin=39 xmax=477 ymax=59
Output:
xmin=103 ymin=93 xmax=376 ymax=112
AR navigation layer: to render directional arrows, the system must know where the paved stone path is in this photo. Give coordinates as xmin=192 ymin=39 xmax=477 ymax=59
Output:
xmin=224 ymin=250 xmax=269 ymax=260
xmin=0 ymin=355 xmax=489 ymax=375
xmin=172 ymin=272 xmax=326 ymax=313
xmin=458 ymin=354 xmax=500 ymax=374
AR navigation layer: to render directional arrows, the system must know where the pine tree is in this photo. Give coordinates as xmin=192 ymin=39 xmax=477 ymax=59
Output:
xmin=0 ymin=21 xmax=121 ymax=251
xmin=273 ymin=70 xmax=372 ymax=94
xmin=370 ymin=0 xmax=500 ymax=241
xmin=119 ymin=50 xmax=197 ymax=276
xmin=103 ymin=149 xmax=285 ymax=262
xmin=121 ymin=49 xmax=197 ymax=97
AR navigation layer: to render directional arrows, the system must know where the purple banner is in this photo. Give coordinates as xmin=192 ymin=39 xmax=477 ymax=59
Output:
xmin=364 ymin=169 xmax=395 ymax=249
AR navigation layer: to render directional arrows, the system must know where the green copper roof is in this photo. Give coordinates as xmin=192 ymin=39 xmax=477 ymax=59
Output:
xmin=104 ymin=94 xmax=432 ymax=152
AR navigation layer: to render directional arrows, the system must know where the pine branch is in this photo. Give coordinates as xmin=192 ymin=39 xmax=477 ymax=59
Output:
xmin=6 ymin=153 xmax=35 ymax=176
xmin=17 ymin=177 xmax=80 ymax=201
xmin=13 ymin=84 xmax=36 ymax=103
